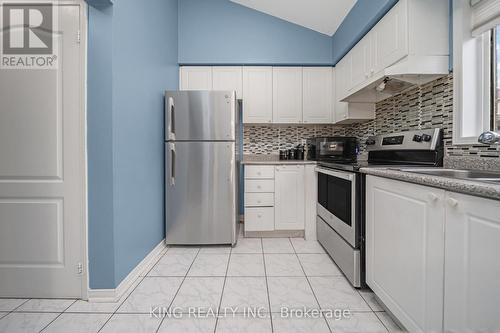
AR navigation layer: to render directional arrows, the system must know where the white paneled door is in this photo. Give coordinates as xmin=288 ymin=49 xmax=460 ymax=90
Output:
xmin=302 ymin=67 xmax=333 ymax=124
xmin=274 ymin=165 xmax=305 ymax=230
xmin=272 ymin=67 xmax=303 ymax=123
xmin=0 ymin=4 xmax=85 ymax=298
xmin=180 ymin=66 xmax=213 ymax=90
xmin=212 ymin=66 xmax=243 ymax=98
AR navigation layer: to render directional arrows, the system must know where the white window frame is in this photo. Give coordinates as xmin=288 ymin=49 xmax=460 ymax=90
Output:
xmin=453 ymin=0 xmax=492 ymax=145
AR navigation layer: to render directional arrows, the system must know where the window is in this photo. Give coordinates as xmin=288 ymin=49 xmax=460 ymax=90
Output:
xmin=453 ymin=0 xmax=500 ymax=144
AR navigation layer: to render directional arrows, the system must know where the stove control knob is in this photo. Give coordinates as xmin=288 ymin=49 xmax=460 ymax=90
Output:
xmin=413 ymin=134 xmax=423 ymax=142
xmin=422 ymin=134 xmax=432 ymax=142
xmin=366 ymin=139 xmax=376 ymax=145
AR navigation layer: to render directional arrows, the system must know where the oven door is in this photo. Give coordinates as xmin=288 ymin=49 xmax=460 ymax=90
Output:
xmin=316 ymin=167 xmax=357 ymax=247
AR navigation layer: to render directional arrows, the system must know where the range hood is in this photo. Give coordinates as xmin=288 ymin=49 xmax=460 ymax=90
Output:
xmin=341 ymin=55 xmax=449 ymax=103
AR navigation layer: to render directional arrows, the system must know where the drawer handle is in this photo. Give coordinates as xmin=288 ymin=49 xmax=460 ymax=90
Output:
xmin=257 ymin=214 xmax=262 ymax=218
xmin=257 ymin=200 xmax=261 ymax=203
xmin=447 ymin=198 xmax=459 ymax=208
xmin=257 ymin=172 xmax=261 ymax=175
xmin=257 ymin=185 xmax=261 ymax=189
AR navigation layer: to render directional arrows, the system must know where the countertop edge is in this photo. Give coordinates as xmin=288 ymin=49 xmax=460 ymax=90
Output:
xmin=242 ymin=160 xmax=318 ymax=165
xmin=242 ymin=155 xmax=317 ymax=165
xmin=360 ymin=168 xmax=500 ymax=201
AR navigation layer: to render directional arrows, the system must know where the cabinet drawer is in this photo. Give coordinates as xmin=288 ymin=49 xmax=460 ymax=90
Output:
xmin=245 ymin=166 xmax=275 ymax=179
xmin=245 ymin=179 xmax=274 ymax=193
xmin=245 ymin=207 xmax=274 ymax=232
xmin=245 ymin=193 xmax=274 ymax=207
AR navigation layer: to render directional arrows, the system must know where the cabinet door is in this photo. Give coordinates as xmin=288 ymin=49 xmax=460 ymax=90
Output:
xmin=212 ymin=66 xmax=243 ymax=99
xmin=334 ymin=62 xmax=349 ymax=122
xmin=444 ymin=192 xmax=500 ymax=332
xmin=272 ymin=67 xmax=303 ymax=124
xmin=242 ymin=67 xmax=273 ymax=124
xmin=302 ymin=67 xmax=333 ymax=124
xmin=349 ymin=37 xmax=371 ymax=90
xmin=366 ymin=176 xmax=445 ymax=333
xmin=372 ymin=0 xmax=408 ymax=74
xmin=274 ymin=165 xmax=305 ymax=230
xmin=180 ymin=66 xmax=213 ymax=90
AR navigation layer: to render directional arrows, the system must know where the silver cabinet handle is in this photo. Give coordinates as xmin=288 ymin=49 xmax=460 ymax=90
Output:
xmin=169 ymin=143 xmax=176 ymax=186
xmin=168 ymin=97 xmax=176 ymax=140
xmin=316 ymin=167 xmax=355 ymax=181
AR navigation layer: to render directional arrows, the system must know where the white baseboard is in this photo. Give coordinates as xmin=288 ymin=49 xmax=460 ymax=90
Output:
xmin=87 ymin=239 xmax=166 ymax=303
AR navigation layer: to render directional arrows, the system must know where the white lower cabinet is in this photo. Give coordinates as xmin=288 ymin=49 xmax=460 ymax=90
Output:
xmin=244 ymin=164 xmax=310 ymax=233
xmin=444 ymin=192 xmax=500 ymax=332
xmin=366 ymin=175 xmax=500 ymax=333
xmin=274 ymin=165 xmax=305 ymax=230
xmin=245 ymin=207 xmax=274 ymax=232
xmin=366 ymin=176 xmax=445 ymax=332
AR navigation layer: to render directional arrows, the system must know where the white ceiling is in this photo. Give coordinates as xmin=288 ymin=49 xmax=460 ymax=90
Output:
xmin=229 ymin=0 xmax=356 ymax=36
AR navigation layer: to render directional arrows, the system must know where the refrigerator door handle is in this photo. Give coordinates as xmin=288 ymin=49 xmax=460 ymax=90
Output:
xmin=167 ymin=97 xmax=176 ymax=140
xmin=169 ymin=143 xmax=176 ymax=186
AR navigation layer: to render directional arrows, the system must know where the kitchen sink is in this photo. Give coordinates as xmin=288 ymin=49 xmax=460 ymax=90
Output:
xmin=392 ymin=168 xmax=500 ymax=184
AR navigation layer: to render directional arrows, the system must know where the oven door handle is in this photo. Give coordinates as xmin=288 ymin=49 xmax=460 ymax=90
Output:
xmin=315 ymin=167 xmax=355 ymax=181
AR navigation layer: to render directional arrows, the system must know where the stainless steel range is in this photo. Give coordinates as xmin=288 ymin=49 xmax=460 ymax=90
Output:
xmin=314 ymin=128 xmax=443 ymax=287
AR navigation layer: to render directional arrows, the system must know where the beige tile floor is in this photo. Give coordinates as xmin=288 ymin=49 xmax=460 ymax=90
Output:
xmin=0 ymin=230 xmax=405 ymax=333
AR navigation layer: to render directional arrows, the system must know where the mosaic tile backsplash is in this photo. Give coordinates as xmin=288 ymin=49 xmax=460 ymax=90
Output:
xmin=243 ymin=74 xmax=500 ymax=166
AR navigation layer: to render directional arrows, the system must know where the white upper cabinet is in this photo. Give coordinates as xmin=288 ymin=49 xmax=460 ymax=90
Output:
xmin=272 ymin=67 xmax=303 ymax=124
xmin=180 ymin=66 xmax=213 ymax=90
xmin=242 ymin=67 xmax=273 ymax=124
xmin=444 ymin=192 xmax=500 ymax=333
xmin=302 ymin=67 xmax=333 ymax=124
xmin=337 ymin=0 xmax=448 ymax=104
xmin=212 ymin=66 xmax=243 ymax=98
xmin=349 ymin=36 xmax=372 ymax=90
xmin=372 ymin=0 xmax=408 ymax=75
xmin=274 ymin=165 xmax=305 ymax=230
xmin=334 ymin=64 xmax=375 ymax=124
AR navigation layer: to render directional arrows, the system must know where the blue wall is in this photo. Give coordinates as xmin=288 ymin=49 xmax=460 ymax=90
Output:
xmin=331 ymin=0 xmax=398 ymax=64
xmin=87 ymin=4 xmax=115 ymax=289
xmin=87 ymin=0 xmax=178 ymax=289
xmin=178 ymin=0 xmax=332 ymax=65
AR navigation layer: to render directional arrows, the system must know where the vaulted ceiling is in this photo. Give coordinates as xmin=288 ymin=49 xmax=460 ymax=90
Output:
xmin=229 ymin=0 xmax=357 ymax=36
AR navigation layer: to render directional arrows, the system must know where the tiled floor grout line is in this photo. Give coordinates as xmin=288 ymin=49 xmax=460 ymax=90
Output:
xmin=290 ymin=237 xmax=333 ymax=333
xmin=354 ymin=286 xmax=389 ymax=331
xmin=1 ymin=298 xmax=31 ymax=319
xmin=96 ymin=245 xmax=173 ymax=333
xmin=261 ymin=237 xmax=274 ymax=333
xmin=213 ymin=243 xmax=233 ymax=333
xmin=38 ymin=299 xmax=78 ymax=332
xmin=154 ymin=247 xmax=201 ymax=333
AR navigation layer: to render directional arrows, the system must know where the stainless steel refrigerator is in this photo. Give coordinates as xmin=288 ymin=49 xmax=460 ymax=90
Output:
xmin=164 ymin=91 xmax=240 ymax=245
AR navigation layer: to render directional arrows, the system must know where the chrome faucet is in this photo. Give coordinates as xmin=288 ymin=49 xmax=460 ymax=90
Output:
xmin=478 ymin=131 xmax=500 ymax=144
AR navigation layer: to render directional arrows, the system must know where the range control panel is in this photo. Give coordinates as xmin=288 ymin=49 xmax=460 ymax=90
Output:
xmin=366 ymin=128 xmax=442 ymax=151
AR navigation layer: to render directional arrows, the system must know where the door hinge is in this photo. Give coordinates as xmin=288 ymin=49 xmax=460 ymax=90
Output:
xmin=77 ymin=262 xmax=83 ymax=275
xmin=76 ymin=30 xmax=81 ymax=44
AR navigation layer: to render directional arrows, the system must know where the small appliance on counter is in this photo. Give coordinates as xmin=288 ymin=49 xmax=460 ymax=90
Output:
xmin=306 ymin=137 xmax=358 ymax=163
xmin=279 ymin=144 xmax=306 ymax=161
xmin=312 ymin=129 xmax=443 ymax=288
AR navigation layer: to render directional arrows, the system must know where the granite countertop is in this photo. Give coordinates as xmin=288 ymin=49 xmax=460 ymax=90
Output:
xmin=361 ymin=167 xmax=500 ymax=201
xmin=242 ymin=154 xmax=317 ymax=165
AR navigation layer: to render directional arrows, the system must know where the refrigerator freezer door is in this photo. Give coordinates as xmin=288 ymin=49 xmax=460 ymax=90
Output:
xmin=165 ymin=91 xmax=236 ymax=141
xmin=165 ymin=142 xmax=237 ymax=245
